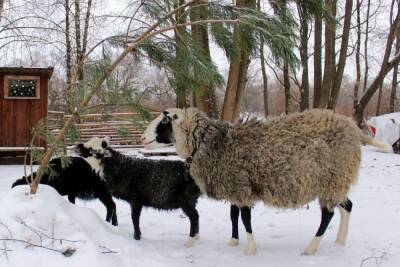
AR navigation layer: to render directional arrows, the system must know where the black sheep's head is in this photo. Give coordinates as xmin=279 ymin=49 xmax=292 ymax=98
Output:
xmin=75 ymin=136 xmax=111 ymax=159
xmin=141 ymin=110 xmax=178 ymax=149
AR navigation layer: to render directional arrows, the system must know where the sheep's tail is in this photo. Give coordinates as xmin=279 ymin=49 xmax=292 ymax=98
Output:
xmin=360 ymin=134 xmax=393 ymax=152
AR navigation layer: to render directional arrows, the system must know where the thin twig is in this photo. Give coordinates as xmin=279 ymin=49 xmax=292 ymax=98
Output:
xmin=18 ymin=220 xmax=82 ymax=244
xmin=19 ymin=220 xmax=42 ymax=246
xmin=2 ymin=242 xmax=9 ymax=260
xmin=0 ymin=238 xmax=64 ymax=253
xmin=0 ymin=220 xmax=12 ymax=238
xmin=360 ymin=244 xmax=392 ymax=267
xmin=99 ymin=245 xmax=118 ymax=254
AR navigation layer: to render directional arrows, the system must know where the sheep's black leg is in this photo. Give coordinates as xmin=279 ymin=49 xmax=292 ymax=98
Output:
xmin=181 ymin=205 xmax=200 ymax=247
xmin=303 ymin=206 xmax=334 ymax=255
xmin=240 ymin=206 xmax=252 ymax=234
xmin=96 ymin=192 xmax=118 ymax=226
xmin=181 ymin=205 xmax=199 ymax=238
xmin=67 ymin=194 xmax=76 ymax=204
xmin=229 ymin=204 xmax=240 ymax=246
xmin=336 ymin=198 xmax=352 ymax=245
xmin=130 ymin=203 xmax=142 ymax=240
xmin=241 ymin=206 xmax=256 ymax=255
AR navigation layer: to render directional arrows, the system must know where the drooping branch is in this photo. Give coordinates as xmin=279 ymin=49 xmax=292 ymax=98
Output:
xmin=30 ymin=1 xmax=239 ymax=194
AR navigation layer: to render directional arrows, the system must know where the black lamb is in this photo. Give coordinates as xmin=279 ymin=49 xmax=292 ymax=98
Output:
xmin=75 ymin=137 xmax=201 ymax=246
xmin=12 ymin=156 xmax=118 ymax=226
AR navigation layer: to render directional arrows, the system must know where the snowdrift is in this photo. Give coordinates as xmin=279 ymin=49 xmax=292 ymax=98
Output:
xmin=0 ymin=185 xmax=165 ymax=267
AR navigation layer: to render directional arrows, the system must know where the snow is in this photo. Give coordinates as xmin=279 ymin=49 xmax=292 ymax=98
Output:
xmin=0 ymin=147 xmax=399 ymax=267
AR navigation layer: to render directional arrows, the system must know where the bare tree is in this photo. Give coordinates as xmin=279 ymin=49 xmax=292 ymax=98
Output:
xmin=354 ymin=0 xmax=362 ymax=112
xmin=313 ymin=10 xmax=322 ymax=108
xmin=390 ymin=22 xmax=400 ymax=112
xmin=354 ymin=0 xmax=400 ymax=125
xmin=283 ymin=61 xmax=291 ymax=113
xmin=328 ymin=0 xmax=353 ymax=110
xmin=0 ymin=0 xmax=4 ymax=20
xmin=258 ymin=0 xmax=268 ymax=116
xmin=297 ymin=1 xmax=310 ymax=111
xmin=319 ymin=0 xmax=337 ymax=108
xmin=362 ymin=0 xmax=371 ymax=93
xmin=65 ymin=0 xmax=73 ymax=113
xmin=376 ymin=82 xmax=383 ymax=116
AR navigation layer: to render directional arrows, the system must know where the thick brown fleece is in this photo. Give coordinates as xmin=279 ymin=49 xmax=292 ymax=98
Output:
xmin=166 ymin=108 xmax=373 ymax=209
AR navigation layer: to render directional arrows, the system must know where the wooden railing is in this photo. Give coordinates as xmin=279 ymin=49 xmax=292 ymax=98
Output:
xmin=49 ymin=111 xmax=159 ymax=147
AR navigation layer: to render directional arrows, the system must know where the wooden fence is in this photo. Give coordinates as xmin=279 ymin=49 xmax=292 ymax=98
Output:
xmin=49 ymin=111 xmax=159 ymax=148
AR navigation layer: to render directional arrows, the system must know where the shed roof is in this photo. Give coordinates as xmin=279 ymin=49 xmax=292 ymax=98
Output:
xmin=0 ymin=67 xmax=54 ymax=77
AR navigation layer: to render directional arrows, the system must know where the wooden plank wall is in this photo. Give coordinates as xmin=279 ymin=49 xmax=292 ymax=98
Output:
xmin=0 ymin=72 xmax=49 ymax=149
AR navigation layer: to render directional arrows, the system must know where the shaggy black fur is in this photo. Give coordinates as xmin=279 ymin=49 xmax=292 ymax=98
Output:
xmin=12 ymin=157 xmax=118 ymax=226
xmin=76 ymin=143 xmax=201 ymax=241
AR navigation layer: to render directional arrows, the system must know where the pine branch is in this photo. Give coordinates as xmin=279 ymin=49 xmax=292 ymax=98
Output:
xmin=29 ymin=1 xmax=240 ymax=194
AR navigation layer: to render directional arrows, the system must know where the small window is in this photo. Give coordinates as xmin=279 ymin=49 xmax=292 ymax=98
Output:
xmin=4 ymin=75 xmax=40 ymax=99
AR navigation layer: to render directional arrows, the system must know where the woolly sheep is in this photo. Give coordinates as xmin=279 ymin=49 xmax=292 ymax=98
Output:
xmin=142 ymin=108 xmax=390 ymax=255
xmin=12 ymin=157 xmax=118 ymax=226
xmin=75 ymin=137 xmax=202 ymax=247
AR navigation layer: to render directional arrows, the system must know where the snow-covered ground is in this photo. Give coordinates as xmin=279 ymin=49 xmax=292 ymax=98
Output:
xmin=0 ymin=147 xmax=399 ymax=267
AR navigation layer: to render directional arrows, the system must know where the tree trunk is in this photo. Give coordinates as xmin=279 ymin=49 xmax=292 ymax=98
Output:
xmin=190 ymin=0 xmax=219 ymax=118
xmin=328 ymin=0 xmax=353 ymax=110
xmin=221 ymin=0 xmax=256 ymax=122
xmin=258 ymin=0 xmax=268 ymax=117
xmin=283 ymin=61 xmax=291 ymax=114
xmin=354 ymin=0 xmax=361 ymax=113
xmin=298 ymin=3 xmax=309 ymax=111
xmin=313 ymin=13 xmax=322 ymax=108
xmin=82 ymin=0 xmax=92 ymax=57
xmin=319 ymin=0 xmax=336 ymax=108
xmin=0 ymin=0 xmax=4 ymax=20
xmin=376 ymin=82 xmax=383 ymax=116
xmin=65 ymin=0 xmax=73 ymax=114
xmin=260 ymin=43 xmax=268 ymax=117
xmin=362 ymin=0 xmax=371 ymax=93
xmin=174 ymin=0 xmax=188 ymax=108
xmin=390 ymin=35 xmax=400 ymax=112
xmin=74 ymin=0 xmax=84 ymax=82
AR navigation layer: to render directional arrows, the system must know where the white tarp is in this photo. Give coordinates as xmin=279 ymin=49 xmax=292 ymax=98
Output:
xmin=366 ymin=112 xmax=400 ymax=145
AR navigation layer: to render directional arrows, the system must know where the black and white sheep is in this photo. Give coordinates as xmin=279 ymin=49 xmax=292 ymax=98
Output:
xmin=142 ymin=108 xmax=390 ymax=255
xmin=75 ymin=137 xmax=201 ymax=246
xmin=12 ymin=156 xmax=118 ymax=226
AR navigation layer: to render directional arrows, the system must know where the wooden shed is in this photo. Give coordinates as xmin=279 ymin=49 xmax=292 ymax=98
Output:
xmin=0 ymin=67 xmax=53 ymax=164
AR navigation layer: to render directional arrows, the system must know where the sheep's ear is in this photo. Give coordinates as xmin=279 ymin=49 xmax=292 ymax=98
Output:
xmin=102 ymin=136 xmax=110 ymax=148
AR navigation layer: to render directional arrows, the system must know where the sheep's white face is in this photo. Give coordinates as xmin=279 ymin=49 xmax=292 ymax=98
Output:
xmin=142 ymin=109 xmax=183 ymax=149
xmin=75 ymin=136 xmax=110 ymax=178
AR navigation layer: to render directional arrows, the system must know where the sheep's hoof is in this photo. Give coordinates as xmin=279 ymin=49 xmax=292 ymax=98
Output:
xmin=335 ymin=239 xmax=346 ymax=246
xmin=302 ymin=237 xmax=321 ymax=255
xmin=302 ymin=246 xmax=318 ymax=256
xmin=185 ymin=237 xmax=196 ymax=247
xmin=134 ymin=233 xmax=141 ymax=240
xmin=243 ymin=245 xmax=256 ymax=255
xmin=302 ymin=249 xmax=317 ymax=256
xmin=228 ymin=238 xmax=239 ymax=246
xmin=194 ymin=234 xmax=200 ymax=240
